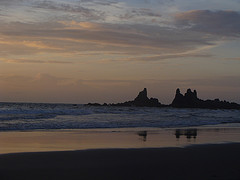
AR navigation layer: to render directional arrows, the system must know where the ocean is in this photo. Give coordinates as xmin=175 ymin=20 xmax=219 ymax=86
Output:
xmin=0 ymin=102 xmax=240 ymax=131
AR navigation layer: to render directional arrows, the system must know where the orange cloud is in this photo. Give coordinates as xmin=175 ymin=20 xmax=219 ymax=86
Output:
xmin=0 ymin=58 xmax=73 ymax=64
xmin=22 ymin=41 xmax=62 ymax=50
xmin=59 ymin=21 xmax=103 ymax=30
xmin=0 ymin=38 xmax=61 ymax=50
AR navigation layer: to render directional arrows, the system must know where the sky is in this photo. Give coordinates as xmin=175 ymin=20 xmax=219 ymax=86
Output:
xmin=0 ymin=0 xmax=240 ymax=104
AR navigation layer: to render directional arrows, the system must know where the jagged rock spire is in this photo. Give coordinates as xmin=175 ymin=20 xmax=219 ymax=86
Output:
xmin=134 ymin=88 xmax=149 ymax=102
xmin=176 ymin=88 xmax=181 ymax=95
xmin=130 ymin=88 xmax=161 ymax=107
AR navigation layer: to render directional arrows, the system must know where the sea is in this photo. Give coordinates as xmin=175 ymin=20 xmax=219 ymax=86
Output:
xmin=0 ymin=102 xmax=240 ymax=131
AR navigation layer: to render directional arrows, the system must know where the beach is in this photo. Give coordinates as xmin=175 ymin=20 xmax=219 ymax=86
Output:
xmin=0 ymin=125 xmax=240 ymax=179
xmin=0 ymin=143 xmax=240 ymax=180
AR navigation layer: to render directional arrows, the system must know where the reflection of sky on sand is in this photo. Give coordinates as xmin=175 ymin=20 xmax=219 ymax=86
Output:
xmin=0 ymin=126 xmax=240 ymax=154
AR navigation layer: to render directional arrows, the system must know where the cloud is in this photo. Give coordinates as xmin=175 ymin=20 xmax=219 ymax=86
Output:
xmin=117 ymin=53 xmax=213 ymax=62
xmin=33 ymin=1 xmax=105 ymax=21
xmin=120 ymin=8 xmax=162 ymax=20
xmin=0 ymin=9 xmax=239 ymax=63
xmin=79 ymin=0 xmax=119 ymax=6
xmin=0 ymin=58 xmax=73 ymax=64
xmin=0 ymin=21 xmax=216 ymax=54
xmin=0 ymin=0 xmax=108 ymax=23
xmin=0 ymin=0 xmax=27 ymax=6
xmin=0 ymin=35 xmax=65 ymax=56
xmin=0 ymin=19 xmax=221 ymax=63
xmin=143 ymin=0 xmax=175 ymax=4
xmin=21 ymin=40 xmax=62 ymax=50
xmin=175 ymin=10 xmax=240 ymax=37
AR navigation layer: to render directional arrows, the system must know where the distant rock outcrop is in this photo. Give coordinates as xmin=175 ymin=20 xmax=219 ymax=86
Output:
xmin=114 ymin=88 xmax=162 ymax=107
xmin=86 ymin=88 xmax=240 ymax=109
xmin=171 ymin=88 xmax=240 ymax=109
xmin=171 ymin=88 xmax=200 ymax=108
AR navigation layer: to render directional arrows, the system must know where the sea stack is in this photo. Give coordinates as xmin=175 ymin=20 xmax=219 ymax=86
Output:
xmin=134 ymin=88 xmax=148 ymax=102
xmin=171 ymin=88 xmax=201 ymax=108
xmin=133 ymin=88 xmax=161 ymax=107
xmin=171 ymin=88 xmax=240 ymax=109
xmin=134 ymin=88 xmax=150 ymax=105
xmin=116 ymin=88 xmax=162 ymax=107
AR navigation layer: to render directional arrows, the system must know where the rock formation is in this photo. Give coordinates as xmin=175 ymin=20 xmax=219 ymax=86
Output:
xmin=86 ymin=88 xmax=240 ymax=109
xmin=171 ymin=88 xmax=201 ymax=108
xmin=171 ymin=88 xmax=240 ymax=109
xmin=115 ymin=88 xmax=162 ymax=107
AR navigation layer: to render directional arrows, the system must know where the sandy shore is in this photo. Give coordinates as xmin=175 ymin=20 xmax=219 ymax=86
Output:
xmin=0 ymin=143 xmax=240 ymax=180
xmin=1 ymin=125 xmax=240 ymax=154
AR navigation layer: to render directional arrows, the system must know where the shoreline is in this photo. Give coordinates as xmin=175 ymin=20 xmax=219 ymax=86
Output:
xmin=0 ymin=143 xmax=240 ymax=180
xmin=0 ymin=124 xmax=240 ymax=154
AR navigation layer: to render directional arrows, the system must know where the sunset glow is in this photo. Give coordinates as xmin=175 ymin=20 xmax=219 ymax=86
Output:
xmin=0 ymin=0 xmax=240 ymax=103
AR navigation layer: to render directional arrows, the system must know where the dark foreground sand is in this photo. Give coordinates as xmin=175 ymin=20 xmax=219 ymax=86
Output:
xmin=0 ymin=143 xmax=240 ymax=180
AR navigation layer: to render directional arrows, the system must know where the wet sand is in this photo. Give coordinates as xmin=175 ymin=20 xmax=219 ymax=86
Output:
xmin=0 ymin=143 xmax=240 ymax=180
xmin=0 ymin=125 xmax=240 ymax=154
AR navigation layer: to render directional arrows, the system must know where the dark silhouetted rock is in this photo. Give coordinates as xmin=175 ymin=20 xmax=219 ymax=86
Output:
xmin=172 ymin=88 xmax=201 ymax=108
xmin=134 ymin=88 xmax=148 ymax=103
xmin=86 ymin=103 xmax=102 ymax=106
xmin=171 ymin=88 xmax=240 ymax=109
xmin=86 ymin=88 xmax=240 ymax=109
xmin=114 ymin=88 xmax=162 ymax=107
